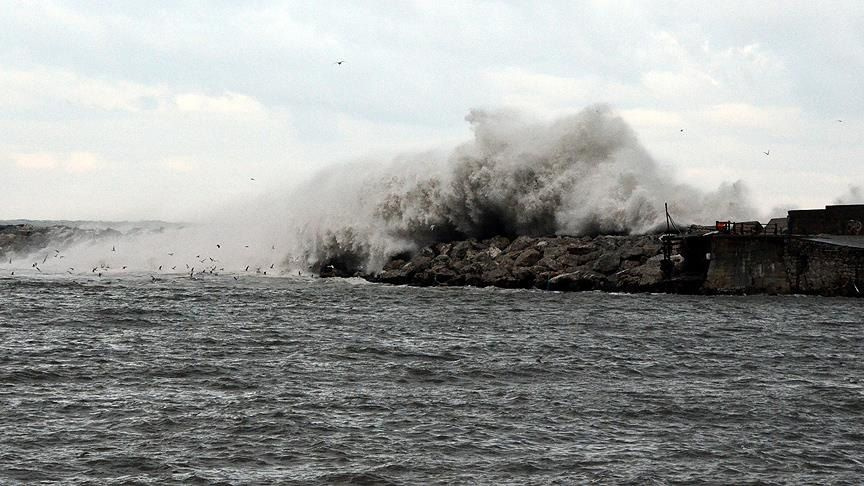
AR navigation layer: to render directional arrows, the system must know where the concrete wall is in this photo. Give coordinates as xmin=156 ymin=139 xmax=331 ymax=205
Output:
xmin=785 ymin=238 xmax=864 ymax=296
xmin=702 ymin=235 xmax=864 ymax=296
xmin=704 ymin=236 xmax=789 ymax=294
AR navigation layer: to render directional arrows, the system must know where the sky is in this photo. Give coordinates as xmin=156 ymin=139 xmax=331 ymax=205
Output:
xmin=1 ymin=0 xmax=862 ymax=221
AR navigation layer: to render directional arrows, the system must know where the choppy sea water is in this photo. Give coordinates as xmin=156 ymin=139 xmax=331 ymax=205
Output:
xmin=1 ymin=274 xmax=862 ymax=485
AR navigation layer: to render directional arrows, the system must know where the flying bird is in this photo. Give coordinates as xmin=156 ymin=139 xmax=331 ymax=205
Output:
xmin=168 ymin=252 xmax=174 ymax=256
xmin=250 ymin=178 xmax=255 ymax=181
xmin=112 ymin=246 xmax=115 ymax=252
xmin=216 ymin=244 xmax=221 ymax=249
xmin=763 ymin=150 xmax=770 ymax=156
xmin=334 ymin=60 xmax=345 ymax=65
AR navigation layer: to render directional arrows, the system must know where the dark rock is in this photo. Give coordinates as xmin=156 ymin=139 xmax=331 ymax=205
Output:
xmin=593 ymin=252 xmax=621 ymax=274
xmin=408 ymin=255 xmax=433 ymax=273
xmin=486 ymin=236 xmax=511 ymax=250
xmin=382 ymin=259 xmax=407 ymax=271
xmin=435 ymin=242 xmax=453 ymax=257
xmin=506 ymin=236 xmax=535 ymax=253
xmin=432 ymin=254 xmax=451 ymax=266
xmin=514 ymin=249 xmax=543 ymax=267
xmin=481 ymin=267 xmax=519 ymax=288
xmin=566 ymin=242 xmax=597 ymax=255
xmin=614 ymin=256 xmax=665 ymax=291
xmin=547 ymin=271 xmax=609 ymax=291
xmin=537 ymin=256 xmax=564 ymax=272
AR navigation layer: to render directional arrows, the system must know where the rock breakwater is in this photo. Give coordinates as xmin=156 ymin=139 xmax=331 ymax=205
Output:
xmin=344 ymin=234 xmax=667 ymax=292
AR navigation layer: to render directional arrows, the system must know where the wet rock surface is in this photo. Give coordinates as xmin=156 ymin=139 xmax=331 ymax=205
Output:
xmin=367 ymin=234 xmax=666 ymax=292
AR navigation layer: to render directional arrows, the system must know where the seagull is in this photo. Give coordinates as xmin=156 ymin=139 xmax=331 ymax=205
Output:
xmin=334 ymin=60 xmax=345 ymax=65
xmin=763 ymin=150 xmax=770 ymax=156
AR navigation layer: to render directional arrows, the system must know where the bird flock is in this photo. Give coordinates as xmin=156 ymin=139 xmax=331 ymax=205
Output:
xmin=3 ymin=241 xmax=306 ymax=282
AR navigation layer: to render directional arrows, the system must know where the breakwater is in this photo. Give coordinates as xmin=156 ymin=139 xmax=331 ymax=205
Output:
xmin=350 ymin=234 xmax=667 ymax=292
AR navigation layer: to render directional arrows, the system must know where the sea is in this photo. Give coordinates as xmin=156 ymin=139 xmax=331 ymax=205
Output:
xmin=1 ymin=274 xmax=862 ymax=484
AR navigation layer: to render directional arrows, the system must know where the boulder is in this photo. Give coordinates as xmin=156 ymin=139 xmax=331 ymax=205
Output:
xmin=592 ymin=252 xmax=621 ymax=274
xmin=614 ymin=255 xmax=665 ymax=291
xmin=514 ymin=248 xmax=543 ymax=267
xmin=506 ymin=235 xmax=535 ymax=253
xmin=480 ymin=267 xmax=519 ymax=288
xmin=486 ymin=236 xmax=511 ymax=250
xmin=435 ymin=242 xmax=453 ymax=257
xmin=547 ymin=271 xmax=609 ymax=291
xmin=537 ymin=256 xmax=564 ymax=272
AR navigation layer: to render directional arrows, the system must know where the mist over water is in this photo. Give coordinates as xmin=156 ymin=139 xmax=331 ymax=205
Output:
xmin=8 ymin=105 xmax=756 ymax=276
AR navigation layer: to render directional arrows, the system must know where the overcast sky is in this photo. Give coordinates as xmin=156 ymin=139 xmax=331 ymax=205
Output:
xmin=2 ymin=1 xmax=862 ymax=221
